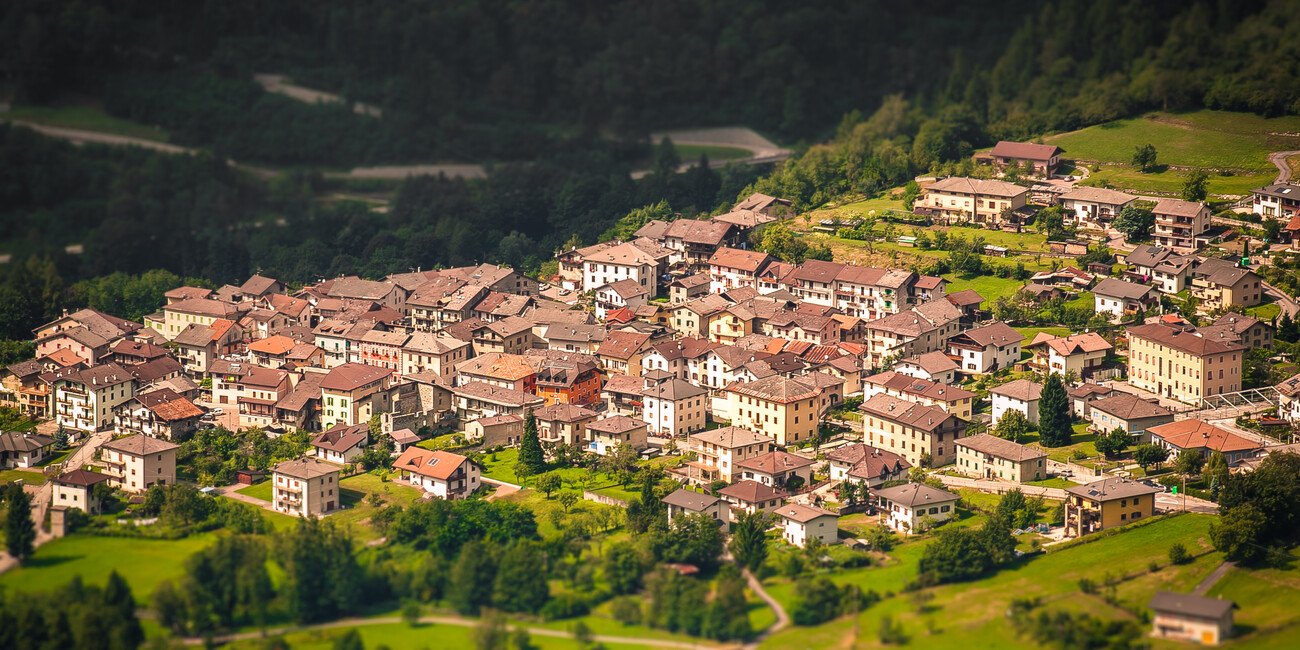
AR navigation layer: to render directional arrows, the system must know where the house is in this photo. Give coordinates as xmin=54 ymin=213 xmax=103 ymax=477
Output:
xmin=914 ymin=177 xmax=1030 ymax=226
xmin=988 ymin=379 xmax=1042 ymax=426
xmin=2 ymin=359 xmax=54 ymax=419
xmin=321 ymin=363 xmax=396 ymax=428
xmin=1024 ymin=332 xmax=1113 ymax=379
xmin=1190 ymin=263 xmax=1263 ymax=311
xmin=1093 ymin=278 xmax=1160 ymax=318
xmin=668 ymin=274 xmax=713 ymax=304
xmin=641 ymin=376 xmax=707 ymax=437
xmin=1064 ymin=477 xmax=1156 ymax=537
xmin=954 ymin=434 xmax=1048 ymax=482
xmin=0 ymin=431 xmax=54 ymax=468
xmin=863 ymin=371 xmax=975 ymax=420
xmin=945 ymin=322 xmax=1023 ymax=374
xmin=35 ymin=312 xmax=140 ymax=365
xmin=472 ymin=316 xmax=538 ymax=356
xmin=1148 ymin=591 xmax=1236 ymax=646
xmin=161 ymin=299 xmax=244 ymax=340
xmin=776 ymin=503 xmax=839 ymax=548
xmin=112 ymin=388 xmax=205 ymax=440
xmin=99 ymin=434 xmax=179 ymax=492
xmin=1058 ymin=186 xmax=1136 ymax=228
xmin=831 ymin=266 xmax=925 ymax=320
xmin=982 ymin=141 xmax=1064 ymax=176
xmin=1206 ymin=313 xmax=1273 ymax=350
xmin=660 ymin=219 xmax=737 ymax=270
xmin=50 ymin=469 xmax=111 ymax=514
xmin=392 ymin=447 xmax=482 ymax=499
xmin=248 ymin=335 xmax=300 ymax=368
xmin=1146 ymin=419 xmax=1263 ymax=466
xmin=311 ymin=423 xmax=370 ymax=464
xmin=1069 ymin=382 xmax=1116 ymax=419
xmin=718 ymin=480 xmax=786 ymax=518
xmin=585 ymin=415 xmax=649 ymax=455
xmin=402 ymin=332 xmax=471 ymax=377
xmin=685 ymin=426 xmax=774 ymax=486
xmin=672 ymin=294 xmax=731 ymax=339
xmin=534 ymin=358 xmax=602 ymax=407
xmin=49 ymin=363 xmax=136 ymax=435
xmin=456 ymin=353 xmax=537 ymax=393
xmin=451 ymin=381 xmax=544 ymax=422
xmin=894 ymin=350 xmax=960 ymax=385
xmin=826 ymin=443 xmax=910 ymax=488
xmin=581 ymin=241 xmax=660 ymax=297
xmin=735 ymin=450 xmax=815 ymax=491
xmin=465 ymin=414 xmax=525 ymax=447
xmin=596 ymin=330 xmax=653 ymax=376
xmin=861 ymin=299 xmax=963 ymax=368
xmin=543 ymin=322 xmax=606 ymax=354
xmin=874 ymin=483 xmax=958 ymax=535
xmin=763 ymin=309 xmax=841 ymax=345
xmin=1087 ymin=393 xmax=1174 ymax=443
xmin=1152 ymin=198 xmax=1212 ymax=251
xmin=1125 ymin=323 xmax=1246 ymax=404
xmin=385 ymin=428 xmax=421 ymax=453
xmin=593 ymin=279 xmax=650 ymax=319
xmin=324 ymin=276 xmax=408 ymax=312
xmin=859 ymin=393 xmax=966 ymax=468
xmin=601 ymin=374 xmax=646 ymax=417
xmin=1249 ymin=183 xmax=1300 ymax=221
xmin=271 ymin=458 xmax=342 ymax=516
xmin=1028 ymin=266 xmax=1094 ymax=290
xmin=1122 ymin=245 xmax=1193 ymax=293
xmin=111 ymin=339 xmax=171 ymax=366
xmin=534 ymin=404 xmax=597 ymax=447
xmin=662 ymin=488 xmax=729 ymax=531
xmin=1277 ymin=372 xmax=1300 ymax=423
xmin=724 ymin=375 xmax=823 ymax=446
xmin=236 ymin=366 xmax=293 ymax=429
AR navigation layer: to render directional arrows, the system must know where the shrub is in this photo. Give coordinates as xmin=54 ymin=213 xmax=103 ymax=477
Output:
xmin=1168 ymin=543 xmax=1192 ymax=565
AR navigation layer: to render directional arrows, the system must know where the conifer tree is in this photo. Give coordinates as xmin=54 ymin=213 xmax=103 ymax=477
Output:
xmin=517 ymin=407 xmax=545 ymax=477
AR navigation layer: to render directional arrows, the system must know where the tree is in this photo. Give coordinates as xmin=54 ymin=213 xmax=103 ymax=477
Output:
xmin=1203 ymin=451 xmax=1230 ymax=487
xmin=558 ymin=491 xmax=579 ymax=513
xmin=450 ymin=540 xmax=499 ymax=615
xmin=1210 ymin=504 xmax=1267 ymax=562
xmin=729 ymin=511 xmax=770 ymax=572
xmin=333 ymin=629 xmax=365 ymax=650
xmin=1182 ymin=168 xmax=1210 ymax=202
xmin=517 ymin=408 xmax=545 ymax=477
xmin=1168 ymin=543 xmax=1191 ymax=565
xmin=1036 ymin=373 xmax=1072 ymax=448
xmin=510 ymin=626 xmax=532 ymax=650
xmin=492 ymin=541 xmax=550 ymax=614
xmin=1113 ymin=204 xmax=1155 ymax=242
xmin=1133 ymin=444 xmax=1169 ymax=471
xmin=1277 ymin=312 xmax=1299 ymax=343
xmin=662 ymin=512 xmax=726 ymax=571
xmin=472 ymin=609 xmax=508 ymax=650
xmin=3 ymin=483 xmax=36 ymax=563
xmin=789 ymin=576 xmax=852 ymax=626
xmin=1263 ymin=217 xmax=1283 ymax=242
xmin=994 ymin=409 xmax=1030 ymax=442
xmin=603 ymin=542 xmax=645 ymax=595
xmin=1174 ymin=448 xmax=1206 ymax=476
xmin=534 ymin=472 xmax=561 ymax=499
xmin=401 ymin=600 xmax=421 ymax=627
xmin=1093 ymin=427 xmax=1133 ymax=458
xmin=1215 ymin=451 xmax=1300 ymax=557
xmin=1132 ymin=144 xmax=1158 ymax=172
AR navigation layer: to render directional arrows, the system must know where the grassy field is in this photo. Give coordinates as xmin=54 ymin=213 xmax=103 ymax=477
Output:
xmin=942 ymin=273 xmax=1026 ymax=307
xmin=759 ymin=514 xmax=1237 ymax=650
xmin=1247 ymin=302 xmax=1281 ymax=321
xmin=222 ymin=621 xmax=661 ymax=650
xmin=1014 ymin=325 xmax=1073 ymax=341
xmin=235 ymin=480 xmax=273 ymax=501
xmin=1046 ymin=110 xmax=1300 ymax=172
xmin=2 ymin=103 xmax=171 ymax=142
xmin=0 ymin=468 xmax=47 ymax=485
xmin=1084 ymin=165 xmax=1274 ymax=197
xmin=1023 ymin=422 xmax=1105 ymax=465
xmin=0 ymin=533 xmax=216 ymax=604
xmin=670 ymin=143 xmax=754 ymax=162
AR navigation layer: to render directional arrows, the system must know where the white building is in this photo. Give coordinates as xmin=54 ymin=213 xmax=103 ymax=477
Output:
xmin=1058 ymin=186 xmax=1137 ymax=228
xmin=641 ymin=377 xmax=708 ymax=438
xmin=581 ymin=242 xmax=659 ymax=297
xmin=708 ymin=247 xmax=772 ymax=294
xmin=945 ymin=322 xmax=1023 ymax=374
xmin=663 ymin=488 xmax=730 ymax=532
xmin=50 ymin=364 xmax=136 ymax=436
xmin=874 ymin=482 xmax=959 ymax=535
xmin=392 ymin=447 xmax=482 ymax=500
xmin=271 ymin=458 xmax=342 ymax=516
xmin=988 ymin=379 xmax=1043 ymax=426
xmin=777 ymin=503 xmax=839 ymax=549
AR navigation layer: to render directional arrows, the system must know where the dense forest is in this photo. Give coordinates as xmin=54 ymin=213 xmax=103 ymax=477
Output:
xmin=3 ymin=0 xmax=1300 ymax=340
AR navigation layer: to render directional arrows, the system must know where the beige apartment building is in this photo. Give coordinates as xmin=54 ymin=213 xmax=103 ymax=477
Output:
xmin=859 ymin=393 xmax=967 ymax=467
xmin=724 ymin=376 xmax=824 ymax=446
xmin=914 ymin=177 xmax=1029 ymax=226
xmin=954 ymin=434 xmax=1048 ymax=483
xmin=99 ymin=434 xmax=179 ymax=492
xmin=1126 ymin=323 xmax=1247 ymax=404
xmin=685 ymin=426 xmax=774 ymax=485
xmin=272 ymin=457 xmax=342 ymax=517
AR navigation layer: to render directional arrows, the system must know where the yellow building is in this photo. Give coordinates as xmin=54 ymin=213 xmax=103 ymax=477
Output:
xmin=1126 ymin=323 xmax=1246 ymax=405
xmin=1190 ymin=264 xmax=1264 ymax=311
xmin=724 ymin=376 xmax=823 ymax=446
xmin=859 ymin=393 xmax=967 ymax=468
xmin=161 ymin=298 xmax=242 ymax=340
xmin=99 ymin=434 xmax=179 ymax=493
xmin=914 ymin=177 xmax=1029 ymax=226
xmin=954 ymin=434 xmax=1048 ymax=483
xmin=1064 ymin=477 xmax=1157 ymax=537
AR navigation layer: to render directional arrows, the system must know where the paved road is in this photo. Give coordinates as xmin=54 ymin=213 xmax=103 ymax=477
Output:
xmin=1192 ymin=560 xmax=1236 ymax=596
xmin=1262 ymin=281 xmax=1299 ymax=318
xmin=1155 ymin=491 xmax=1217 ymax=515
xmin=184 ymin=614 xmax=729 ymax=648
xmin=253 ymin=74 xmax=382 ymax=118
xmin=1268 ymin=150 xmax=1300 ymax=184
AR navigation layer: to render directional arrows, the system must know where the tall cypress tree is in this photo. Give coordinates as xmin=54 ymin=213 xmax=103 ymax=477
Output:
xmin=1037 ymin=373 xmax=1072 ymax=447
xmin=517 ymin=407 xmax=545 ymax=476
xmin=3 ymin=483 xmax=36 ymax=563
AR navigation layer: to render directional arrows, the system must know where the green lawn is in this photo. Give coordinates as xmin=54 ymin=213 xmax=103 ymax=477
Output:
xmin=235 ymin=480 xmax=273 ymax=501
xmin=832 ymin=193 xmax=908 ymax=215
xmin=1023 ymin=477 xmax=1079 ymax=489
xmin=222 ymin=621 xmax=645 ymax=650
xmin=942 ymin=273 xmax=1026 ymax=307
xmin=1064 ymin=291 xmax=1094 ymax=310
xmin=0 ymin=468 xmax=46 ymax=485
xmin=760 ymin=514 xmax=1226 ymax=650
xmin=1083 ymin=165 xmax=1274 ymax=198
xmin=1247 ymin=302 xmax=1281 ymax=321
xmin=1013 ymin=326 xmax=1073 ymax=341
xmin=1047 ymin=110 xmax=1300 ymax=172
xmin=0 ymin=533 xmax=216 ymax=604
xmin=1023 ymin=423 xmax=1110 ymax=467
xmin=2 ymin=103 xmax=171 ymax=142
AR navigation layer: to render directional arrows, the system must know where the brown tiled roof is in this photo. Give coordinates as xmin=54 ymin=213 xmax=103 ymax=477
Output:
xmin=873 ymin=482 xmax=957 ymax=507
xmin=1066 ymin=477 xmax=1157 ymax=501
xmin=133 ymin=388 xmax=205 ymax=421
xmin=955 ymin=434 xmax=1046 ymax=462
xmin=690 ymin=426 xmax=771 ymax=449
xmin=1031 ymin=332 xmax=1113 ymax=356
xmin=0 ymin=431 xmax=54 ymax=453
xmin=451 ymin=381 xmax=543 ymax=407
xmin=1089 ymin=393 xmax=1172 ymax=420
xmin=321 ymin=363 xmax=393 ymax=391
xmin=587 ymin=415 xmax=646 ymax=435
xmin=1148 ymin=591 xmax=1236 ymax=619
xmin=664 ymin=219 xmax=733 ymax=246
xmin=825 ymin=443 xmax=911 ymax=480
xmin=989 ymin=141 xmax=1063 ymax=161
xmin=898 ymin=350 xmax=960 ymax=374
xmin=167 ymin=298 xmax=241 ymax=318
xmin=1152 ymin=198 xmax=1206 ymax=218
xmin=597 ymin=330 xmax=652 ymax=361
xmin=988 ymin=378 xmax=1042 ymax=402
xmin=457 ymin=353 xmax=536 ymax=382
xmin=534 ymin=403 xmax=599 ymax=423
xmin=1147 ymin=419 xmax=1261 ymax=454
xmin=944 ymin=289 xmax=984 ymax=307
xmin=736 ymin=450 xmax=814 ymax=473
xmin=1094 ymin=278 xmax=1157 ymax=300
xmin=102 ymin=433 xmax=179 ymax=455
xmin=1060 ymin=186 xmax=1137 ymax=205
xmin=865 ymin=371 xmax=976 ymax=403
xmin=958 ymin=322 xmax=1024 ymax=347
xmin=1126 ymin=323 xmax=1247 ymax=356
xmin=718 ymin=480 xmax=783 ymax=503
xmin=312 ymin=423 xmax=369 ymax=452
xmin=662 ymin=488 xmax=722 ymax=511
xmin=858 ymin=393 xmax=957 ymax=433
xmin=273 ymin=457 xmax=340 ymax=480
xmin=724 ymin=375 xmax=820 ymax=404
xmin=775 ymin=502 xmax=837 ymax=523
xmin=707 ymin=247 xmax=772 ymax=273
xmin=52 ymin=468 xmax=110 ymax=487
xmin=249 ymin=335 xmax=298 ymax=356
xmin=927 ymin=176 xmax=1027 ymax=198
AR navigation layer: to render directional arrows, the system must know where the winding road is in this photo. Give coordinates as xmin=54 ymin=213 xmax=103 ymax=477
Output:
xmin=1268 ymin=150 xmax=1300 ymax=184
xmin=741 ymin=567 xmax=789 ymax=650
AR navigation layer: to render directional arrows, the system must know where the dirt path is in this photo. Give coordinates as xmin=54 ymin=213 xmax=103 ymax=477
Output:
xmin=6 ymin=120 xmax=195 ymax=155
xmin=741 ymin=567 xmax=788 ymax=649
xmin=1268 ymin=150 xmax=1300 ymax=184
xmin=184 ymin=614 xmax=729 ymax=648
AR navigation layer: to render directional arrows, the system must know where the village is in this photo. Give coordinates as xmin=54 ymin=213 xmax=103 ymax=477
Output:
xmin=3 ymin=140 xmax=1300 ymax=649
